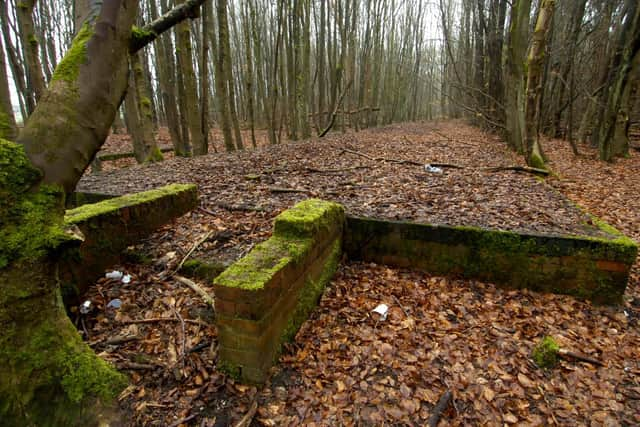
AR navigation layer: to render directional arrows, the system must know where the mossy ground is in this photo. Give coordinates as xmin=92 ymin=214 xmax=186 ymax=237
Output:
xmin=532 ymin=336 xmax=560 ymax=368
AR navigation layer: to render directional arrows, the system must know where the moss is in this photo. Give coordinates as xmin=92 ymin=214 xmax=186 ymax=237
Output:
xmin=0 ymin=139 xmax=71 ymax=269
xmin=0 ymin=111 xmax=14 ymax=140
xmin=131 ymin=25 xmax=156 ymax=45
xmin=528 ymin=152 xmax=546 ymax=170
xmin=281 ymin=239 xmax=341 ymax=343
xmin=144 ymin=145 xmax=164 ymax=163
xmin=214 ymin=236 xmax=311 ymax=291
xmin=51 ymin=23 xmax=93 ymax=84
xmin=218 ymin=359 xmax=241 ymax=381
xmin=273 ymin=199 xmax=344 ymax=239
xmin=65 ymin=183 xmax=195 ymax=224
xmin=532 ymin=336 xmax=560 ymax=368
xmin=179 ymin=258 xmax=225 ymax=282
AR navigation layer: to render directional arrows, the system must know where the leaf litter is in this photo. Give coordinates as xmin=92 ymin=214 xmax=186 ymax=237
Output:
xmin=77 ymin=122 xmax=640 ymax=425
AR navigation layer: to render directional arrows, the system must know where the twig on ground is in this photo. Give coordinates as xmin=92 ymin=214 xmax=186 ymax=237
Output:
xmin=215 ymin=202 xmax=265 ymax=212
xmin=392 ymin=294 xmax=411 ymax=317
xmin=428 ymin=390 xmax=453 ymax=427
xmin=120 ymin=317 xmax=209 ymax=326
xmin=174 ymin=230 xmax=214 ymax=274
xmin=340 ymin=148 xmax=549 ymax=176
xmin=234 ymin=399 xmax=258 ymax=427
xmin=269 ymin=186 xmax=311 ymax=194
xmin=89 ymin=335 xmax=139 ymax=347
xmin=116 ymin=361 xmax=158 ymax=370
xmin=558 ymin=349 xmax=603 ymax=366
xmin=168 ymin=303 xmax=186 ymax=370
xmin=305 ymin=165 xmax=370 ymax=173
xmin=168 ymin=414 xmax=197 ymax=427
xmin=175 ymin=275 xmax=215 ymax=307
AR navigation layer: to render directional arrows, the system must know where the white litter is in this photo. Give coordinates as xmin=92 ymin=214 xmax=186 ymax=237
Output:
xmin=105 ymin=270 xmax=124 ymax=280
xmin=122 ymin=274 xmax=132 ymax=284
xmin=372 ymin=303 xmax=389 ymax=321
xmin=424 ymin=164 xmax=443 ymax=174
xmin=80 ymin=300 xmax=92 ymax=314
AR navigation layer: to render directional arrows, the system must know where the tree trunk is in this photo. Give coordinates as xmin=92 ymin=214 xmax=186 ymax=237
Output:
xmin=504 ymin=0 xmax=532 ymax=154
xmin=130 ymin=52 xmax=163 ymax=163
xmin=215 ymin=0 xmax=235 ymax=151
xmin=176 ymin=0 xmax=205 ymax=155
xmin=0 ymin=31 xmax=17 ymax=139
xmin=0 ymin=1 xmax=206 ymax=423
xmin=16 ymin=0 xmax=47 ymax=108
xmin=596 ymin=0 xmax=640 ymax=161
xmin=523 ymin=0 xmax=555 ymax=169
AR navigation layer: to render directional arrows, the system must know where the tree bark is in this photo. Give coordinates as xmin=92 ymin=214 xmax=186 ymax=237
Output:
xmin=0 ymin=1 xmax=206 ymax=423
xmin=16 ymin=0 xmax=47 ymax=108
xmin=523 ymin=0 xmax=555 ymax=169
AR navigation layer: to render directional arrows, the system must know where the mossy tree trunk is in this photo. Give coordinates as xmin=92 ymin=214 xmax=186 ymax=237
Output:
xmin=1 ymin=0 xmax=206 ymax=424
xmin=129 ymin=52 xmax=163 ymax=163
xmin=523 ymin=0 xmax=555 ymax=169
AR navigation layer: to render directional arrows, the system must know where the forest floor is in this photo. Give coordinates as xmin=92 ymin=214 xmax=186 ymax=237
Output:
xmin=76 ymin=121 xmax=640 ymax=426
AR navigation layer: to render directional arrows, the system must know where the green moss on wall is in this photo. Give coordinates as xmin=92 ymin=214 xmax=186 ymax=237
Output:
xmin=214 ymin=236 xmax=311 ymax=291
xmin=51 ymin=24 xmax=94 ymax=84
xmin=274 ymin=199 xmax=344 ymax=239
xmin=65 ymin=183 xmax=195 ymax=224
xmin=281 ymin=239 xmax=341 ymax=343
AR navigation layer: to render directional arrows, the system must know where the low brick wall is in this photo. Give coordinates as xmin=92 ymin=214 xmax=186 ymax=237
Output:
xmin=213 ymin=199 xmax=344 ymax=383
xmin=60 ymin=184 xmax=198 ymax=302
xmin=344 ymin=216 xmax=638 ymax=305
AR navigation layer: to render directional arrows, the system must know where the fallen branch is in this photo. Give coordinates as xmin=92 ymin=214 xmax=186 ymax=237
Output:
xmin=89 ymin=335 xmax=139 ymax=347
xmin=234 ymin=399 xmax=258 ymax=427
xmin=485 ymin=165 xmax=550 ymax=176
xmin=428 ymin=390 xmax=453 ymax=427
xmin=305 ymin=165 xmax=370 ymax=173
xmin=340 ymin=148 xmax=549 ymax=176
xmin=175 ymin=275 xmax=215 ymax=307
xmin=558 ymin=349 xmax=603 ymax=366
xmin=174 ymin=230 xmax=214 ymax=273
xmin=120 ymin=317 xmax=209 ymax=326
xmin=269 ymin=186 xmax=310 ymax=194
xmin=214 ymin=202 xmax=266 ymax=212
xmin=116 ymin=361 xmax=158 ymax=370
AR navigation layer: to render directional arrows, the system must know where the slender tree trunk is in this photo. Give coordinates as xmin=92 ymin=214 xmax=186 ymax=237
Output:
xmin=16 ymin=0 xmax=47 ymax=108
xmin=523 ymin=0 xmax=555 ymax=168
xmin=176 ymin=0 xmax=205 ymax=155
xmin=215 ymin=0 xmax=235 ymax=151
xmin=130 ymin=52 xmax=163 ymax=163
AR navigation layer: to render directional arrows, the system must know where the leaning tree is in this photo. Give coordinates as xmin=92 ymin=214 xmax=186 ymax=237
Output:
xmin=0 ymin=0 xmax=206 ymax=424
